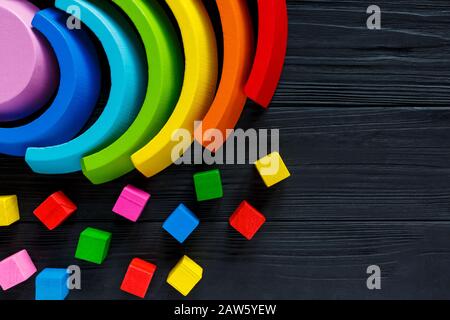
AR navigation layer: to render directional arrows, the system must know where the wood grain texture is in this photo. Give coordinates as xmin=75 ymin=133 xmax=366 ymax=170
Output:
xmin=2 ymin=0 xmax=450 ymax=299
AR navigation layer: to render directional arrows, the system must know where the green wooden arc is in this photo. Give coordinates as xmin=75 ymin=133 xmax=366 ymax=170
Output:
xmin=81 ymin=0 xmax=183 ymax=184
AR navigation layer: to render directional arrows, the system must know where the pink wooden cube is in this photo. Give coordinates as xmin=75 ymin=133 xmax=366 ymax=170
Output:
xmin=0 ymin=249 xmax=37 ymax=290
xmin=112 ymin=185 xmax=150 ymax=222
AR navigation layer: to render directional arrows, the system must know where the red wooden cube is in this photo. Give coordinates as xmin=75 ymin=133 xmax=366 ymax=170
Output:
xmin=229 ymin=201 xmax=266 ymax=240
xmin=120 ymin=258 xmax=157 ymax=298
xmin=33 ymin=191 xmax=77 ymax=230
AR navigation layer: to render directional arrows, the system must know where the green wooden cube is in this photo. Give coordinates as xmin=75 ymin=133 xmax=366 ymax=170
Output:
xmin=193 ymin=169 xmax=223 ymax=201
xmin=75 ymin=227 xmax=112 ymax=264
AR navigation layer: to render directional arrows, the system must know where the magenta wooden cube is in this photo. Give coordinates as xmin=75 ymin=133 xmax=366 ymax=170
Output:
xmin=112 ymin=185 xmax=150 ymax=222
xmin=0 ymin=249 xmax=37 ymax=291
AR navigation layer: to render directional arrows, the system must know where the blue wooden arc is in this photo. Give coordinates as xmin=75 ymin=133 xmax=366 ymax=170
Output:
xmin=0 ymin=8 xmax=100 ymax=156
xmin=26 ymin=0 xmax=146 ymax=174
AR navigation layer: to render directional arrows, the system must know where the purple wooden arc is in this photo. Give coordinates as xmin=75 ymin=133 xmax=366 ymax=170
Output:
xmin=0 ymin=0 xmax=58 ymax=122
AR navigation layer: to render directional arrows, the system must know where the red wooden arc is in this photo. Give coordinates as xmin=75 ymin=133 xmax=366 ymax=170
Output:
xmin=244 ymin=0 xmax=288 ymax=108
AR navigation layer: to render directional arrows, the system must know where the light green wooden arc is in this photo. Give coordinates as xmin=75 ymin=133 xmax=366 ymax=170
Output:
xmin=81 ymin=0 xmax=183 ymax=184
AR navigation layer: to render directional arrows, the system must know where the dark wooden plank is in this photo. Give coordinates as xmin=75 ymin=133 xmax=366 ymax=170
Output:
xmin=2 ymin=221 xmax=450 ymax=299
xmin=278 ymin=0 xmax=450 ymax=107
xmin=2 ymin=107 xmax=450 ymax=222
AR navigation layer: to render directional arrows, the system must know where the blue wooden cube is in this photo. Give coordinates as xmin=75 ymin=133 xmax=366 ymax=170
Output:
xmin=163 ymin=204 xmax=199 ymax=243
xmin=35 ymin=268 xmax=69 ymax=300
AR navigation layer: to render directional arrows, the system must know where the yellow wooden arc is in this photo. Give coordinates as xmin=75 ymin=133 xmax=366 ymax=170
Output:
xmin=131 ymin=0 xmax=218 ymax=178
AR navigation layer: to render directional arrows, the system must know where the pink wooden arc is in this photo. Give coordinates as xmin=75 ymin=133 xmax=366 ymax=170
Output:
xmin=0 ymin=0 xmax=58 ymax=122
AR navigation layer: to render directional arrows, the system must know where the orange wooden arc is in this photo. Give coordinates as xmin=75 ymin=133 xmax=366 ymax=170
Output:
xmin=194 ymin=0 xmax=254 ymax=152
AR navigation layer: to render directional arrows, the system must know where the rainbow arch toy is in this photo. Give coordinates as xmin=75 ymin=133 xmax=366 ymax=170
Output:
xmin=0 ymin=0 xmax=288 ymax=184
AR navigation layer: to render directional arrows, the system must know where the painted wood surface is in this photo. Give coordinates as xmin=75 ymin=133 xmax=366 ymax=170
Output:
xmin=2 ymin=0 xmax=450 ymax=299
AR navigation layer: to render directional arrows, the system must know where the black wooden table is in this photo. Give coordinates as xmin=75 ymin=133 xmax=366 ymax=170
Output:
xmin=2 ymin=0 xmax=450 ymax=300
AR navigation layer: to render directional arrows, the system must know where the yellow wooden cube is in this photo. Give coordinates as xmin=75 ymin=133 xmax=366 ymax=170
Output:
xmin=0 ymin=195 xmax=20 ymax=226
xmin=254 ymin=152 xmax=291 ymax=187
xmin=167 ymin=255 xmax=203 ymax=296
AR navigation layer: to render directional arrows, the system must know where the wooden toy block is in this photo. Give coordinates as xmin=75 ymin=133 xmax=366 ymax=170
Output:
xmin=254 ymin=152 xmax=290 ymax=187
xmin=0 ymin=249 xmax=37 ymax=291
xmin=167 ymin=255 xmax=203 ymax=296
xmin=33 ymin=191 xmax=77 ymax=230
xmin=229 ymin=201 xmax=266 ymax=240
xmin=75 ymin=227 xmax=112 ymax=264
xmin=120 ymin=258 xmax=157 ymax=298
xmin=0 ymin=195 xmax=20 ymax=226
xmin=112 ymin=185 xmax=150 ymax=222
xmin=35 ymin=268 xmax=69 ymax=300
xmin=193 ymin=169 xmax=223 ymax=201
xmin=163 ymin=204 xmax=199 ymax=243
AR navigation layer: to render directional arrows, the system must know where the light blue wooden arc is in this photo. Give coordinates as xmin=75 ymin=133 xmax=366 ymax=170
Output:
xmin=26 ymin=0 xmax=146 ymax=174
xmin=0 ymin=8 xmax=100 ymax=156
